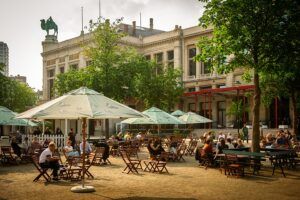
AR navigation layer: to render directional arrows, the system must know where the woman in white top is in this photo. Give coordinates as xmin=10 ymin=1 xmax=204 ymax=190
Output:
xmin=64 ymin=140 xmax=79 ymax=157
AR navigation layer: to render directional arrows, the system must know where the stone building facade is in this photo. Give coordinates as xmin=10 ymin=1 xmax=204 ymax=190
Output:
xmin=41 ymin=19 xmax=293 ymax=135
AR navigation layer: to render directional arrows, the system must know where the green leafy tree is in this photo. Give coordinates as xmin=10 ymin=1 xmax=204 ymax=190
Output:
xmin=226 ymin=99 xmax=248 ymax=136
xmin=196 ymin=0 xmax=298 ymax=152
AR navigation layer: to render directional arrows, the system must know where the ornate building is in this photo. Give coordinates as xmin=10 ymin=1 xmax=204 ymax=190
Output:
xmin=41 ymin=19 xmax=293 ymax=134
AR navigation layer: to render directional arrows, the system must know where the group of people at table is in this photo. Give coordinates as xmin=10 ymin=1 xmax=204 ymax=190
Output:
xmin=3 ymin=127 xmax=299 ymax=180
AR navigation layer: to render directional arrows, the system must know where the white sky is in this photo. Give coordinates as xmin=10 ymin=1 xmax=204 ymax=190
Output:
xmin=0 ymin=0 xmax=205 ymax=90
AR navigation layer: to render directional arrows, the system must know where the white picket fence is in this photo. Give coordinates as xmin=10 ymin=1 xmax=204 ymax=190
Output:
xmin=22 ymin=134 xmax=66 ymax=151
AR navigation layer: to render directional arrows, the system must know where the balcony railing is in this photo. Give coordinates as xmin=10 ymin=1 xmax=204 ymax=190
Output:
xmin=184 ymin=73 xmax=225 ymax=81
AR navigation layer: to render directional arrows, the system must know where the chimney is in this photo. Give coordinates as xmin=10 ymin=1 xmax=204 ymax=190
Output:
xmin=150 ymin=18 xmax=153 ymax=30
xmin=132 ymin=21 xmax=136 ymax=36
xmin=124 ymin=24 xmax=129 ymax=33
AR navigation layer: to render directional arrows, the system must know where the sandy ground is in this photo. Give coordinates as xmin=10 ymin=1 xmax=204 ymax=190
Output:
xmin=0 ymin=148 xmax=300 ymax=200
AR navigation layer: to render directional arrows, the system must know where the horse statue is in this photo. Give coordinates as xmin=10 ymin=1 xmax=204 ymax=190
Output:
xmin=40 ymin=17 xmax=58 ymax=36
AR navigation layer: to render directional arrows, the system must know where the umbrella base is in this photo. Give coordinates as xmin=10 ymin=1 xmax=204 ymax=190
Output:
xmin=71 ymin=185 xmax=95 ymax=193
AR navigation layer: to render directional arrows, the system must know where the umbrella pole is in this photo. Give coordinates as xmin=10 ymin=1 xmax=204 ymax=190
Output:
xmin=71 ymin=117 xmax=95 ymax=193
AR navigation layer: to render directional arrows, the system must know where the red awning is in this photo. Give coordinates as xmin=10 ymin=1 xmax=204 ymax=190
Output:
xmin=184 ymin=85 xmax=255 ymax=96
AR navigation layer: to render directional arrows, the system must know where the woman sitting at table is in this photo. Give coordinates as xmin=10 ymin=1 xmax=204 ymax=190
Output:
xmin=200 ymin=139 xmax=214 ymax=163
xmin=64 ymin=140 xmax=79 ymax=157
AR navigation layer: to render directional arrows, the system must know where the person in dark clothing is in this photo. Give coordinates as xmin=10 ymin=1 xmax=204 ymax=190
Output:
xmin=95 ymin=139 xmax=110 ymax=164
xmin=11 ymin=137 xmax=22 ymax=157
xmin=33 ymin=127 xmax=42 ymax=135
xmin=55 ymin=128 xmax=63 ymax=135
xmin=44 ymin=127 xmax=51 ymax=135
xmin=68 ymin=128 xmax=76 ymax=148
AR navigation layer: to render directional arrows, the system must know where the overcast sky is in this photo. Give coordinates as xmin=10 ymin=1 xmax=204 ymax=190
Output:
xmin=0 ymin=0 xmax=205 ymax=90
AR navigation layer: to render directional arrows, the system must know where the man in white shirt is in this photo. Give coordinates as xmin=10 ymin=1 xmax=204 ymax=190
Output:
xmin=39 ymin=142 xmax=60 ymax=181
xmin=80 ymin=141 xmax=92 ymax=154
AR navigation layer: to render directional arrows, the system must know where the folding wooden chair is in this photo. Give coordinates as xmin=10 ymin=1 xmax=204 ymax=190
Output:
xmin=0 ymin=146 xmax=18 ymax=165
xmin=120 ymin=150 xmax=142 ymax=174
xmin=175 ymin=144 xmax=187 ymax=162
xmin=32 ymin=155 xmax=51 ymax=182
xmin=186 ymin=140 xmax=198 ymax=156
xmin=224 ymin=154 xmax=245 ymax=177
xmin=94 ymin=147 xmax=111 ymax=165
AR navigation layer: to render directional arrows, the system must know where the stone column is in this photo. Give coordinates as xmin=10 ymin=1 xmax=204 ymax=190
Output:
xmin=173 ymin=40 xmax=181 ymax=70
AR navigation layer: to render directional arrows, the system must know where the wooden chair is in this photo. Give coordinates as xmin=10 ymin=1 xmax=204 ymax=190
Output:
xmin=32 ymin=155 xmax=51 ymax=182
xmin=224 ymin=154 xmax=245 ymax=177
xmin=94 ymin=147 xmax=111 ymax=165
xmin=120 ymin=150 xmax=142 ymax=174
xmin=186 ymin=140 xmax=198 ymax=156
xmin=0 ymin=146 xmax=18 ymax=165
xmin=199 ymin=149 xmax=214 ymax=170
xmin=76 ymin=153 xmax=96 ymax=179
xmin=173 ymin=144 xmax=187 ymax=162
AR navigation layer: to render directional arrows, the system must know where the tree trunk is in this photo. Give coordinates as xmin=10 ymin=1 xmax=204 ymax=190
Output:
xmin=252 ymin=70 xmax=261 ymax=152
xmin=105 ymin=119 xmax=109 ymax=139
xmin=291 ymin=91 xmax=298 ymax=136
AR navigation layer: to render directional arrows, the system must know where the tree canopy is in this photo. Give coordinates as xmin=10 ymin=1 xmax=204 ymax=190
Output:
xmin=54 ymin=19 xmax=183 ymax=111
xmin=0 ymin=63 xmax=37 ymax=112
xmin=196 ymin=0 xmax=299 ymax=151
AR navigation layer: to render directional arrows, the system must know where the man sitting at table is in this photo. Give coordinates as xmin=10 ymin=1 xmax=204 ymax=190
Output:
xmin=216 ymin=139 xmax=229 ymax=155
xmin=80 ymin=140 xmax=92 ymax=155
xmin=39 ymin=142 xmax=60 ymax=181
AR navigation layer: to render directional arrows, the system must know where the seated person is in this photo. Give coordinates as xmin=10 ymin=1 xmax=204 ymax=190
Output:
xmin=29 ymin=137 xmax=42 ymax=154
xmin=218 ymin=132 xmax=226 ymax=141
xmin=42 ymin=139 xmax=50 ymax=148
xmin=64 ymin=140 xmax=79 ymax=157
xmin=39 ymin=142 xmax=60 ymax=181
xmin=19 ymin=137 xmax=30 ymax=155
xmin=199 ymin=140 xmax=214 ymax=164
xmin=226 ymin=138 xmax=235 ymax=149
xmin=95 ymin=139 xmax=110 ymax=164
xmin=11 ymin=137 xmax=22 ymax=158
xmin=276 ymin=132 xmax=289 ymax=146
xmin=147 ymin=139 xmax=165 ymax=159
xmin=236 ymin=139 xmax=245 ymax=149
xmin=202 ymin=139 xmax=213 ymax=157
xmin=80 ymin=141 xmax=92 ymax=154
xmin=216 ymin=139 xmax=229 ymax=155
xmin=169 ymin=136 xmax=178 ymax=154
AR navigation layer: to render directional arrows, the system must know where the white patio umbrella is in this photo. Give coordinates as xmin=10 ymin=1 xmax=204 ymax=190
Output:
xmin=121 ymin=117 xmax=156 ymax=124
xmin=17 ymin=87 xmax=145 ymax=193
xmin=170 ymin=110 xmax=186 ymax=117
xmin=179 ymin=112 xmax=213 ymax=124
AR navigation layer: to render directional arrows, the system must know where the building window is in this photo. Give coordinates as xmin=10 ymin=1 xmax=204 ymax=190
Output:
xmin=69 ymin=53 xmax=79 ymax=61
xmin=69 ymin=63 xmax=78 ymax=70
xmin=167 ymin=50 xmax=174 ymax=68
xmin=154 ymin=52 xmax=163 ymax=74
xmin=217 ymin=84 xmax=226 ymax=88
xmin=188 ymin=87 xmax=196 ymax=92
xmin=47 ymin=69 xmax=55 ymax=78
xmin=60 ymin=66 xmax=65 ymax=74
xmin=199 ymin=85 xmax=212 ymax=90
xmin=188 ymin=103 xmax=195 ymax=112
xmin=145 ymin=55 xmax=151 ymax=60
xmin=46 ymin=59 xmax=56 ymax=66
xmin=86 ymin=60 xmax=92 ymax=66
xmin=59 ymin=57 xmax=65 ymax=63
xmin=202 ymin=60 xmax=212 ymax=74
xmin=48 ymin=79 xmax=54 ymax=99
xmin=188 ymin=47 xmax=196 ymax=76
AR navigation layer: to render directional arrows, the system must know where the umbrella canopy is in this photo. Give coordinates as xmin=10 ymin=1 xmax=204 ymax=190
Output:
xmin=0 ymin=106 xmax=37 ymax=126
xmin=121 ymin=117 xmax=156 ymax=124
xmin=171 ymin=110 xmax=186 ymax=117
xmin=179 ymin=112 xmax=212 ymax=124
xmin=142 ymin=107 xmax=184 ymax=125
xmin=17 ymin=87 xmax=145 ymax=120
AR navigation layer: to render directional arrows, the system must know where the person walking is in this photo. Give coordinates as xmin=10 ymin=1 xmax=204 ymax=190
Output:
xmin=242 ymin=123 xmax=249 ymax=143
